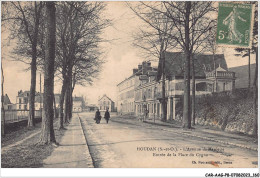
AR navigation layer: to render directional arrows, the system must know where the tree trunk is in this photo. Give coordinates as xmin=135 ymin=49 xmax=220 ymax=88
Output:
xmin=58 ymin=76 xmax=68 ymax=129
xmin=1 ymin=62 xmax=5 ymax=137
xmin=70 ymin=73 xmax=76 ymax=118
xmin=40 ymin=73 xmax=42 ymax=117
xmin=67 ymin=66 xmax=73 ymax=120
xmin=39 ymin=2 xmax=56 ymax=144
xmin=248 ymin=49 xmax=251 ymax=89
xmin=70 ymin=91 xmax=73 ymax=118
xmin=53 ymin=94 xmax=57 ymax=118
xmin=182 ymin=1 xmax=191 ymax=129
xmin=28 ymin=50 xmax=37 ymax=127
xmin=191 ymin=57 xmax=195 ymax=126
xmin=64 ymin=88 xmax=70 ymax=123
xmin=252 ymin=47 xmax=258 ymax=137
xmin=28 ymin=3 xmax=41 ymax=127
xmin=69 ymin=76 xmax=73 ymax=120
xmin=161 ymin=50 xmax=167 ymax=122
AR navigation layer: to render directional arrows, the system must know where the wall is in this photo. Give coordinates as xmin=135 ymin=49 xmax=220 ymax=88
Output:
xmin=175 ymin=89 xmax=257 ymax=135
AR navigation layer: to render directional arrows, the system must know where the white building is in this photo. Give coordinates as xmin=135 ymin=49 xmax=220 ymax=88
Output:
xmin=98 ymin=94 xmax=115 ymax=112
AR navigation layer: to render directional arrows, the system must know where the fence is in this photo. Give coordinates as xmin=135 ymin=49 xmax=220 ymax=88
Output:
xmin=3 ymin=110 xmax=42 ymax=124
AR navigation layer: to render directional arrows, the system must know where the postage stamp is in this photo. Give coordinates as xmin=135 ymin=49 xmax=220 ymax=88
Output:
xmin=216 ymin=2 xmax=255 ymax=48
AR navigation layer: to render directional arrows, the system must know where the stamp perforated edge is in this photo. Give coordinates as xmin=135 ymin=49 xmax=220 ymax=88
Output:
xmin=215 ymin=2 xmax=255 ymax=49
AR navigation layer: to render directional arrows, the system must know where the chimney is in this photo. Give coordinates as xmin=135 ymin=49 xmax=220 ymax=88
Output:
xmin=133 ymin=68 xmax=138 ymax=74
xmin=18 ymin=90 xmax=22 ymax=95
xmin=142 ymin=61 xmax=148 ymax=75
xmin=138 ymin=64 xmax=142 ymax=70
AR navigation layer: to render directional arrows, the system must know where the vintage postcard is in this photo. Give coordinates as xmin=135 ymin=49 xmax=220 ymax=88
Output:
xmin=1 ymin=1 xmax=259 ymax=177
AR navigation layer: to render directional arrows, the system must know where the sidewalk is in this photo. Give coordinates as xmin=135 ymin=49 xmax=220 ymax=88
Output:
xmin=43 ymin=114 xmax=94 ymax=168
xmin=143 ymin=119 xmax=258 ymax=151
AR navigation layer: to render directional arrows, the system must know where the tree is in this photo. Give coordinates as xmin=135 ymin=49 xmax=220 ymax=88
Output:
xmin=129 ymin=2 xmax=176 ymax=121
xmin=192 ymin=23 xmax=218 ymax=126
xmin=39 ymin=1 xmax=57 ymax=144
xmin=129 ymin=2 xmax=215 ymax=125
xmin=55 ymin=2 xmax=108 ymax=128
xmin=2 ymin=2 xmax=44 ymax=127
xmin=182 ymin=2 xmax=192 ymax=128
xmin=162 ymin=2 xmax=215 ymax=128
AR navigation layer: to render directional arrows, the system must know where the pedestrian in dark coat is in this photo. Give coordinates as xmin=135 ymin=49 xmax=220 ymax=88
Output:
xmin=95 ymin=109 xmax=101 ymax=124
xmin=104 ymin=109 xmax=110 ymax=124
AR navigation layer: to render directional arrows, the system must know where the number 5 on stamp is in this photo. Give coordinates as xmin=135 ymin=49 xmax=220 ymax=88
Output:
xmin=216 ymin=2 xmax=255 ymax=48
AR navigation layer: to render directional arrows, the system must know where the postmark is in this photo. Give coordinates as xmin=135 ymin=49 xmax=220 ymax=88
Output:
xmin=216 ymin=2 xmax=255 ymax=48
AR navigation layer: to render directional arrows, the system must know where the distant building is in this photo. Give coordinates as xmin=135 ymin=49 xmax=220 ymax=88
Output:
xmin=16 ymin=90 xmax=30 ymax=110
xmin=117 ymin=61 xmax=157 ymax=114
xmin=16 ymin=90 xmax=60 ymax=111
xmin=98 ymin=94 xmax=115 ymax=112
xmin=72 ymin=96 xmax=84 ymax=112
xmin=3 ymin=94 xmax=13 ymax=110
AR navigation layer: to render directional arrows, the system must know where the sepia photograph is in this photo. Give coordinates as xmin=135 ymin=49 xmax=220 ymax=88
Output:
xmin=0 ymin=1 xmax=259 ymax=177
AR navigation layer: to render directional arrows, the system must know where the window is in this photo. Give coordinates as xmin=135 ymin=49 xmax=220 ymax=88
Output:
xmin=19 ymin=98 xmax=22 ymax=104
xmin=24 ymin=105 xmax=27 ymax=110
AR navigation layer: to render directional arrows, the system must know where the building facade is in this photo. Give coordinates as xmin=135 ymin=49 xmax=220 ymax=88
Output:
xmin=72 ymin=96 xmax=84 ymax=112
xmin=16 ymin=90 xmax=60 ymax=111
xmin=117 ymin=52 xmax=236 ymax=120
xmin=98 ymin=94 xmax=115 ymax=112
xmin=3 ymin=94 xmax=13 ymax=110
xmin=16 ymin=90 xmax=30 ymax=110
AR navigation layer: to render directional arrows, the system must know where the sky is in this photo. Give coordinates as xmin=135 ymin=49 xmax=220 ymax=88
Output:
xmin=1 ymin=1 xmax=256 ymax=106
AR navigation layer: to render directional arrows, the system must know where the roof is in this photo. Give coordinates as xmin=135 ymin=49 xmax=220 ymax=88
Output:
xmin=17 ymin=90 xmax=30 ymax=97
xmin=117 ymin=74 xmax=135 ymax=86
xmin=216 ymin=65 xmax=227 ymax=72
xmin=229 ymin=63 xmax=256 ymax=88
xmin=98 ymin=94 xmax=114 ymax=103
xmin=157 ymin=52 xmax=228 ymax=80
xmin=3 ymin=94 xmax=12 ymax=105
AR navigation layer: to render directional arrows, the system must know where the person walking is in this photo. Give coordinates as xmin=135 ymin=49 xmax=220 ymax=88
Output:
xmin=104 ymin=109 xmax=110 ymax=124
xmin=95 ymin=109 xmax=101 ymax=124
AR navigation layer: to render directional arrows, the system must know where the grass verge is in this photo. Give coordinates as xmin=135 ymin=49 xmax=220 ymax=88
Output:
xmin=1 ymin=119 xmax=66 ymax=168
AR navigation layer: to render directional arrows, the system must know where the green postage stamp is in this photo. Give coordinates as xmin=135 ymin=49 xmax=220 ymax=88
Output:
xmin=216 ymin=2 xmax=255 ymax=48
